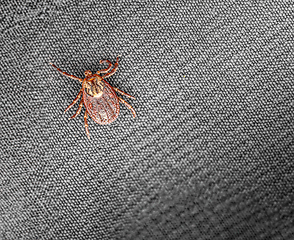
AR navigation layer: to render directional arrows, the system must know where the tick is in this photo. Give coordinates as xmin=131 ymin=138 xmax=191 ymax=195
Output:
xmin=50 ymin=56 xmax=136 ymax=139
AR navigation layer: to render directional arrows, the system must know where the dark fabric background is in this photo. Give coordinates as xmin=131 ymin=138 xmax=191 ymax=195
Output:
xmin=1 ymin=0 xmax=294 ymax=239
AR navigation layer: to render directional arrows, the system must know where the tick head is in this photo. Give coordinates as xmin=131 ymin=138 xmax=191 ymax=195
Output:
xmin=85 ymin=76 xmax=105 ymax=98
xmin=84 ymin=70 xmax=92 ymax=77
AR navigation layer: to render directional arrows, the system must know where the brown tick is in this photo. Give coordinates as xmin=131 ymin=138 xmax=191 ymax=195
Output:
xmin=50 ymin=56 xmax=136 ymax=139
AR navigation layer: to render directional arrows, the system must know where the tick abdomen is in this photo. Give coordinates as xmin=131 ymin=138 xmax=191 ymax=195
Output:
xmin=83 ymin=80 xmax=120 ymax=125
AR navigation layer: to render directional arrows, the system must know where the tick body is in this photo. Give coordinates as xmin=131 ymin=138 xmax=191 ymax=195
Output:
xmin=50 ymin=56 xmax=136 ymax=139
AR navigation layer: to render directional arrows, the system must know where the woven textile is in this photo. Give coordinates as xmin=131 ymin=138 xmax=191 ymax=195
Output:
xmin=1 ymin=0 xmax=294 ymax=239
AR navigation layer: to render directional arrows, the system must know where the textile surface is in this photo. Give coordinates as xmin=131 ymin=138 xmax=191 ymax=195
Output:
xmin=1 ymin=0 xmax=294 ymax=239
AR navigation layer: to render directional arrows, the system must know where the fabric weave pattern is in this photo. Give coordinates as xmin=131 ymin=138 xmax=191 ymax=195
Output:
xmin=0 ymin=0 xmax=293 ymax=239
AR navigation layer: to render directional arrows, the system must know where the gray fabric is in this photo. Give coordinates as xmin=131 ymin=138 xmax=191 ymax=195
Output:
xmin=1 ymin=0 xmax=294 ymax=239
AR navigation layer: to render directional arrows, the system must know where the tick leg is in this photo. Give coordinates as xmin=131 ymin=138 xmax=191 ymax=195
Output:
xmin=96 ymin=60 xmax=112 ymax=74
xmin=84 ymin=111 xmax=90 ymax=139
xmin=119 ymin=97 xmax=136 ymax=118
xmin=102 ymin=55 xmax=121 ymax=79
xmin=50 ymin=63 xmax=83 ymax=82
xmin=64 ymin=89 xmax=82 ymax=113
xmin=69 ymin=98 xmax=84 ymax=119
xmin=112 ymin=87 xmax=136 ymax=100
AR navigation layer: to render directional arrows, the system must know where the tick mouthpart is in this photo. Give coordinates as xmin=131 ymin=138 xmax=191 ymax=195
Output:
xmin=84 ymin=70 xmax=92 ymax=77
